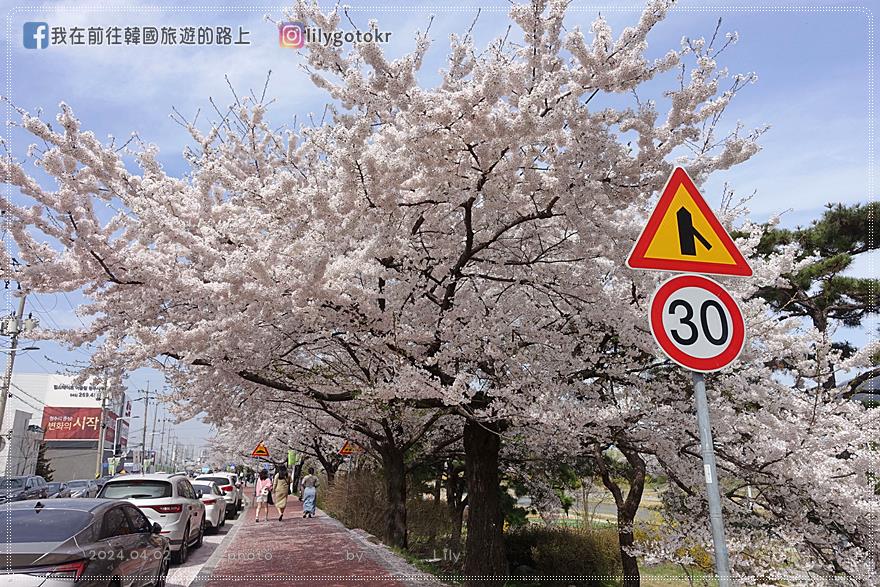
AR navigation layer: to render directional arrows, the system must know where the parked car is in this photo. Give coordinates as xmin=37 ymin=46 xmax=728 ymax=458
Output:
xmin=191 ymin=481 xmax=226 ymax=533
xmin=46 ymin=481 xmax=72 ymax=498
xmin=0 ymin=475 xmax=49 ymax=503
xmin=67 ymin=479 xmax=99 ymax=498
xmin=98 ymin=473 xmax=205 ymax=564
xmin=1 ymin=498 xmax=170 ymax=586
xmin=95 ymin=475 xmax=113 ymax=489
xmin=194 ymin=473 xmax=242 ymax=515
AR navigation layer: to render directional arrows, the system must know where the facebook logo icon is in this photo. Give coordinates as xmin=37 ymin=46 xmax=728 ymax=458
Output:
xmin=23 ymin=22 xmax=49 ymax=49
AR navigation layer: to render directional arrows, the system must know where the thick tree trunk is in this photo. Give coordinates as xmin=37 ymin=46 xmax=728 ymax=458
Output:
xmin=463 ymin=419 xmax=508 ymax=585
xmin=617 ymin=506 xmax=640 ymax=586
xmin=596 ymin=445 xmax=646 ymax=587
xmin=381 ymin=447 xmax=408 ymax=549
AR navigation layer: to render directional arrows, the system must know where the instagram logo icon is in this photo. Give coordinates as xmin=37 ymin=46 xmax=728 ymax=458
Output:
xmin=279 ymin=21 xmax=304 ymax=48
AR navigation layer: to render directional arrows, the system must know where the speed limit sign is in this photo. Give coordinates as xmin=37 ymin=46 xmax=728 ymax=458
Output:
xmin=649 ymin=274 xmax=745 ymax=372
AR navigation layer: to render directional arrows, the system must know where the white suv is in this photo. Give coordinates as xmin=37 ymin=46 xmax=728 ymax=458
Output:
xmin=195 ymin=473 xmax=242 ymax=516
xmin=99 ymin=473 xmax=206 ymax=563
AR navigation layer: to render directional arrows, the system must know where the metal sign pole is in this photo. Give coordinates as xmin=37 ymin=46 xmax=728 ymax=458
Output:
xmin=692 ymin=371 xmax=731 ymax=586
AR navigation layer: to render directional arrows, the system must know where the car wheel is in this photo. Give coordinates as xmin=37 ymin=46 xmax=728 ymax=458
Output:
xmin=220 ymin=510 xmax=226 ymax=527
xmin=194 ymin=518 xmax=205 ymax=548
xmin=172 ymin=525 xmax=189 ymax=564
xmin=152 ymin=552 xmax=170 ymax=587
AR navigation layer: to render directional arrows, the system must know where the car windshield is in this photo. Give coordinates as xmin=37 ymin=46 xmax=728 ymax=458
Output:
xmin=4 ymin=508 xmax=93 ymax=542
xmin=100 ymin=480 xmax=172 ymax=499
xmin=46 ymin=483 xmax=63 ymax=492
xmin=199 ymin=477 xmax=231 ymax=486
xmin=192 ymin=484 xmax=215 ymax=495
xmin=0 ymin=478 xmax=24 ymax=490
xmin=67 ymin=480 xmax=89 ymax=488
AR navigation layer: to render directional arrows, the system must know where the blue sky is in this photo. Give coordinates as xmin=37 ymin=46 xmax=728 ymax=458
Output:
xmin=3 ymin=0 xmax=876 ymax=445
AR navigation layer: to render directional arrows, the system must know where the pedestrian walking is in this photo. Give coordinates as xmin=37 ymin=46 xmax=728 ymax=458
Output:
xmin=301 ymin=467 xmax=319 ymax=518
xmin=254 ymin=469 xmax=272 ymax=522
xmin=273 ymin=465 xmax=291 ymax=521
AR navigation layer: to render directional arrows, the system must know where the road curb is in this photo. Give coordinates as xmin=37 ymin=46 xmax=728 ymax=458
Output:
xmin=191 ymin=500 xmax=249 ymax=585
xmin=317 ymin=510 xmax=441 ymax=586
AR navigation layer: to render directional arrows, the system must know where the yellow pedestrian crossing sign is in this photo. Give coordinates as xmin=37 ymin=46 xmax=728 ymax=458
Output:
xmin=251 ymin=442 xmax=270 ymax=458
xmin=627 ymin=167 xmax=752 ymax=277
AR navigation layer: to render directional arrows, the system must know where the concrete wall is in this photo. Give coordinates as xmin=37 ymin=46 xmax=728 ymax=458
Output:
xmin=45 ymin=446 xmax=99 ymax=482
xmin=0 ymin=409 xmax=41 ymax=476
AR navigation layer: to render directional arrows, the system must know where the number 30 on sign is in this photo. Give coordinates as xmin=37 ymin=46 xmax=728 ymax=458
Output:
xmin=649 ymin=274 xmax=746 ymax=372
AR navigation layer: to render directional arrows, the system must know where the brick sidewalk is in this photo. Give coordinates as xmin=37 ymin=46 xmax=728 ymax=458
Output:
xmin=198 ymin=495 xmax=429 ymax=586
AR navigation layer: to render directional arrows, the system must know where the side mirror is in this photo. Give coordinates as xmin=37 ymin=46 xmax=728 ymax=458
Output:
xmin=151 ymin=522 xmax=162 ymax=535
xmin=196 ymin=490 xmax=203 ymax=498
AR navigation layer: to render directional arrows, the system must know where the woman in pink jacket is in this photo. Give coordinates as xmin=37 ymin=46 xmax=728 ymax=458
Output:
xmin=254 ymin=469 xmax=272 ymax=522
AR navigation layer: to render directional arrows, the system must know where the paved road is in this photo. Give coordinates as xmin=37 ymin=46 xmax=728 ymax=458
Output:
xmin=166 ymin=509 xmax=246 ymax=587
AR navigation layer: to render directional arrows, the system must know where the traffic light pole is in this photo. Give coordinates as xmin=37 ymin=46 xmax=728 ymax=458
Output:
xmin=692 ymin=372 xmax=731 ymax=586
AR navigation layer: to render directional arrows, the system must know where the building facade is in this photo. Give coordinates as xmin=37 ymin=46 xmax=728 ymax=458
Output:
xmin=1 ymin=373 xmax=130 ymax=480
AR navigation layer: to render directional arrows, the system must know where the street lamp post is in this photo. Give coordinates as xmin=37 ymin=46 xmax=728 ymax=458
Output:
xmin=112 ymin=415 xmax=140 ymax=456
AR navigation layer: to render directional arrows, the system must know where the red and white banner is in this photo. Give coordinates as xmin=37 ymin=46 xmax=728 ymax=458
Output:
xmin=41 ymin=406 xmax=122 ymax=442
xmin=42 ymin=406 xmax=102 ymax=440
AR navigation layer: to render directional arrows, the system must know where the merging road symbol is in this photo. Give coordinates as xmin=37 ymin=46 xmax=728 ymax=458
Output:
xmin=676 ymin=206 xmax=712 ymax=256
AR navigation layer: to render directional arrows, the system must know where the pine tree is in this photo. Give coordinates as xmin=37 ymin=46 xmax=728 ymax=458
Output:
xmin=34 ymin=441 xmax=54 ymax=481
xmin=753 ymin=202 xmax=878 ymax=389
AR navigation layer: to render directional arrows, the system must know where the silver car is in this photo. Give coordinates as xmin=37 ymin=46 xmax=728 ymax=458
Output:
xmin=194 ymin=474 xmax=242 ymax=516
xmin=67 ymin=479 xmax=99 ymax=498
xmin=0 ymin=498 xmax=170 ymax=586
xmin=190 ymin=481 xmax=226 ymax=533
xmin=98 ymin=474 xmax=205 ymax=564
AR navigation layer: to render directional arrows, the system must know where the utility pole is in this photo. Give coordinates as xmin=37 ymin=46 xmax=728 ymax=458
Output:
xmin=0 ymin=294 xmax=27 ymax=432
xmin=140 ymin=382 xmax=150 ymax=471
xmin=94 ymin=382 xmax=109 ymax=478
xmin=157 ymin=417 xmax=169 ymax=472
xmin=148 ymin=390 xmax=159 ymax=458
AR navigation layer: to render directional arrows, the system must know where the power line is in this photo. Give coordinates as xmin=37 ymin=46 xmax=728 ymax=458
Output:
xmin=22 ymin=352 xmax=53 ymax=374
xmin=10 ymin=381 xmax=46 ymax=407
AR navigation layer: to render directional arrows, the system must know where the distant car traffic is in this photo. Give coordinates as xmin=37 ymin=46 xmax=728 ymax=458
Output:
xmin=194 ymin=473 xmax=242 ymax=516
xmin=0 ymin=475 xmax=49 ymax=503
xmin=98 ymin=473 xmax=206 ymax=564
xmin=67 ymin=479 xmax=100 ymax=498
xmin=1 ymin=498 xmax=170 ymax=586
xmin=46 ymin=481 xmax=72 ymax=498
xmin=191 ymin=481 xmax=226 ymax=533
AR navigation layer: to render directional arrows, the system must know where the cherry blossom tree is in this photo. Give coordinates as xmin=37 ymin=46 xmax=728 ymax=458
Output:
xmin=5 ymin=0 xmax=875 ymax=582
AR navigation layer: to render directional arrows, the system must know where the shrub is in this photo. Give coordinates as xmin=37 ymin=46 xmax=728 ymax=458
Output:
xmin=506 ymin=525 xmax=622 ymax=586
xmin=320 ymin=468 xmax=457 ymax=557
xmin=319 ymin=469 xmax=387 ymax=538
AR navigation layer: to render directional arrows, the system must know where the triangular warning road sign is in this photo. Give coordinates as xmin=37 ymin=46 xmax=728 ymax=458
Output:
xmin=339 ymin=441 xmax=363 ymax=456
xmin=251 ymin=442 xmax=270 ymax=458
xmin=627 ymin=167 xmax=752 ymax=276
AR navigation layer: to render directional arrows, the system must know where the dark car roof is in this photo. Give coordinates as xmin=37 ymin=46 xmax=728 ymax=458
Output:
xmin=3 ymin=498 xmax=115 ymax=513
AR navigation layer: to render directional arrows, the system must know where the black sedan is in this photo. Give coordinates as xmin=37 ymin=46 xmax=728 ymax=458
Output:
xmin=0 ymin=475 xmax=49 ymax=502
xmin=0 ymin=498 xmax=170 ymax=586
